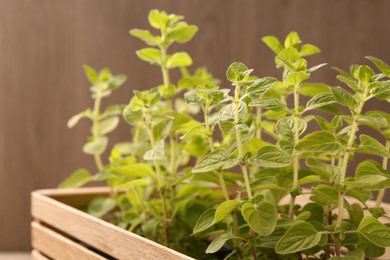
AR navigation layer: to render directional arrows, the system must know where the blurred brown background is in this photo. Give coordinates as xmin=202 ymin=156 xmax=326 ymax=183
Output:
xmin=1 ymin=0 xmax=390 ymax=251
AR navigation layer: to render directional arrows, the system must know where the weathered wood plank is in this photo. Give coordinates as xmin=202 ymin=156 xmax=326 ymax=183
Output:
xmin=32 ymin=250 xmax=50 ymax=260
xmin=32 ymin=221 xmax=105 ymax=260
xmin=32 ymin=189 xmax=193 ymax=260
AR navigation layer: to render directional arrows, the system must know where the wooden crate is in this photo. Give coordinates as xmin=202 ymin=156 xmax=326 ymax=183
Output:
xmin=31 ymin=187 xmax=390 ymax=259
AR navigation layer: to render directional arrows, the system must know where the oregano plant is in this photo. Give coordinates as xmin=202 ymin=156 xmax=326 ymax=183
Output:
xmin=61 ymin=9 xmax=390 ymax=260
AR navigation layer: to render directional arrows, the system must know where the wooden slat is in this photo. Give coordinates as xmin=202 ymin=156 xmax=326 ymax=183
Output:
xmin=31 ymin=250 xmax=50 ymax=260
xmin=32 ymin=221 xmax=105 ymax=260
xmin=32 ymin=190 xmax=193 ymax=260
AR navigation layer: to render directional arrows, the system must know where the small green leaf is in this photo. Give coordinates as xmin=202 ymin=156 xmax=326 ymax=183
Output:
xmin=276 ymin=222 xmax=321 ymax=254
xmin=136 ymin=48 xmax=162 ymax=65
xmin=285 ymin=71 xmax=309 ymax=87
xmin=366 ymin=56 xmax=390 ymax=77
xmin=143 ymin=140 xmax=165 ymax=160
xmin=241 ymin=201 xmax=277 ymax=236
xmin=276 ymin=116 xmax=307 ymax=138
xmin=329 ymin=250 xmax=364 ymax=260
xmin=310 ymin=184 xmax=339 ymax=205
xmin=226 ymin=62 xmax=249 ymax=82
xmin=249 ymin=97 xmax=287 ymax=112
xmin=83 ymin=136 xmax=108 ymax=155
xmin=88 ymin=197 xmax=116 ymax=218
xmin=67 ymin=110 xmax=90 ymax=128
xmin=251 ymin=146 xmax=292 ymax=168
xmin=192 ymin=149 xmax=229 ymax=173
xmin=299 ymin=83 xmax=330 ymax=97
xmin=109 ymin=163 xmax=154 ymax=177
xmin=331 ymin=87 xmax=358 ymax=108
xmin=169 ymin=25 xmax=198 ymax=43
xmin=298 ymin=175 xmax=321 ymax=185
xmin=284 ymin=31 xmax=301 ymax=48
xmin=304 ymin=92 xmax=336 ymax=112
xmin=370 ymin=82 xmax=390 ymax=100
xmin=97 ymin=116 xmax=119 ymax=135
xmin=262 ymin=36 xmax=284 ymax=54
xmin=129 ymin=29 xmax=157 ymax=46
xmin=166 ymin=52 xmax=192 ymax=68
xmin=193 ymin=208 xmax=216 ymax=233
xmin=299 ymin=44 xmax=320 ymax=57
xmin=219 ymin=101 xmax=247 ymax=121
xmin=215 ymin=200 xmax=239 ymax=222
xmin=148 ymin=9 xmax=167 ymax=29
xmin=359 ymin=113 xmax=388 ymax=129
xmin=246 ymin=77 xmax=278 ymax=98
xmin=347 ymin=175 xmax=387 ymax=189
xmin=275 ymin=47 xmax=300 ymax=67
xmin=295 ymin=131 xmax=341 ymax=154
xmin=115 ymin=179 xmax=150 ymax=189
xmin=358 ymin=216 xmax=390 ymax=247
xmin=358 ymin=65 xmax=375 ymax=84
xmin=123 ymin=105 xmax=142 ymax=125
xmin=358 ymin=135 xmax=390 ymax=157
xmin=153 ymin=119 xmax=173 ymax=141
xmin=83 ymin=65 xmax=99 ymax=84
xmin=205 ymin=233 xmax=233 ymax=254
xmin=58 ymin=169 xmax=92 ymax=189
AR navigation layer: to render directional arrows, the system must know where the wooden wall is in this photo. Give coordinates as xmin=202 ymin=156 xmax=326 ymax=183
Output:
xmin=1 ymin=0 xmax=390 ymax=250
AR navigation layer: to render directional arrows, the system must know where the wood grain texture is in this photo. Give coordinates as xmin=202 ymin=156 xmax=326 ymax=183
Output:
xmin=31 ymin=189 xmax=193 ymax=260
xmin=32 ymin=221 xmax=105 ymax=260
xmin=1 ymin=0 xmax=390 ymax=250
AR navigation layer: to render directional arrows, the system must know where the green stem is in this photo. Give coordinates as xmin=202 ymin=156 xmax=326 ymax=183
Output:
xmin=289 ymin=85 xmax=300 ymax=219
xmin=203 ymin=102 xmax=215 ymax=151
xmin=255 ymin=107 xmax=262 ymax=139
xmin=376 ymin=140 xmax=390 ymax=207
xmin=92 ymin=91 xmax=104 ymax=172
xmin=143 ymin=109 xmax=169 ymax=246
xmin=336 ymin=85 xmax=368 ymax=228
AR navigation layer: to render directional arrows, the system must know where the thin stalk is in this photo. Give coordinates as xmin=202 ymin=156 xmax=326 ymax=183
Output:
xmin=234 ymin=84 xmax=256 ymax=259
xmin=336 ymin=85 xmax=368 ymax=228
xmin=92 ymin=91 xmax=104 ymax=172
xmin=203 ymin=102 xmax=215 ymax=151
xmin=143 ymin=109 xmax=170 ymax=246
xmin=255 ymin=107 xmax=262 ymax=139
xmin=288 ymin=85 xmax=301 ymax=219
xmin=376 ymin=140 xmax=390 ymax=207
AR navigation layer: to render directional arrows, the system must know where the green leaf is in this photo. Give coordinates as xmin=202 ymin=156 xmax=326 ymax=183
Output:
xmin=358 ymin=216 xmax=390 ymax=247
xmin=83 ymin=136 xmax=108 ymax=155
xmin=143 ymin=140 xmax=164 ymax=160
xmin=262 ymin=36 xmax=284 ymax=54
xmin=109 ymin=163 xmax=154 ymax=177
xmin=88 ymin=197 xmax=116 ymax=218
xmin=358 ymin=135 xmax=390 ymax=157
xmin=304 ymin=93 xmax=336 ymax=112
xmin=136 ymin=48 xmax=162 ymax=65
xmin=192 ymin=149 xmax=229 ymax=173
xmin=226 ymin=62 xmax=248 ymax=82
xmin=284 ymin=31 xmax=301 ymax=48
xmin=97 ymin=116 xmax=119 ymax=135
xmin=299 ymin=44 xmax=320 ymax=57
xmin=166 ymin=52 xmax=192 ymax=69
xmin=193 ymin=208 xmax=216 ymax=233
xmin=366 ymin=56 xmax=390 ymax=77
xmin=275 ymin=47 xmax=300 ymax=67
xmin=129 ymin=29 xmax=157 ymax=46
xmin=251 ymin=146 xmax=292 ymax=168
xmin=275 ymin=222 xmax=322 ymax=254
xmin=358 ymin=65 xmax=375 ymax=84
xmin=123 ymin=105 xmax=142 ymax=125
xmin=205 ymin=233 xmax=233 ymax=254
xmin=115 ymin=179 xmax=150 ymax=189
xmin=285 ymin=71 xmax=309 ymax=87
xmin=108 ymin=75 xmax=127 ymax=91
xmin=148 ymin=9 xmax=167 ymax=29
xmin=359 ymin=113 xmax=388 ymax=129
xmin=67 ymin=110 xmax=90 ymax=128
xmin=83 ymin=65 xmax=99 ymax=84
xmin=246 ymin=77 xmax=278 ymax=98
xmin=295 ymin=131 xmax=341 ymax=154
xmin=153 ymin=119 xmax=173 ymax=141
xmin=215 ymin=200 xmax=239 ymax=222
xmin=329 ymin=250 xmax=364 ymax=260
xmin=58 ymin=169 xmax=92 ymax=189
xmin=169 ymin=25 xmax=198 ymax=43
xmin=276 ymin=116 xmax=307 ymax=138
xmin=249 ymin=97 xmax=287 ymax=112
xmin=219 ymin=101 xmax=247 ymax=121
xmin=331 ymin=87 xmax=357 ymax=108
xmin=299 ymin=83 xmax=330 ymax=97
xmin=298 ymin=175 xmax=321 ymax=185
xmin=337 ymin=75 xmax=361 ymax=93
xmin=347 ymin=175 xmax=387 ymax=189
xmin=310 ymin=184 xmax=339 ymax=205
xmin=370 ymin=82 xmax=390 ymax=100
xmin=241 ymin=201 xmax=277 ymax=236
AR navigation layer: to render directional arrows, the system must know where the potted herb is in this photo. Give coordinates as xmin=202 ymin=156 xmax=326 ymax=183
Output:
xmin=32 ymin=9 xmax=390 ymax=260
